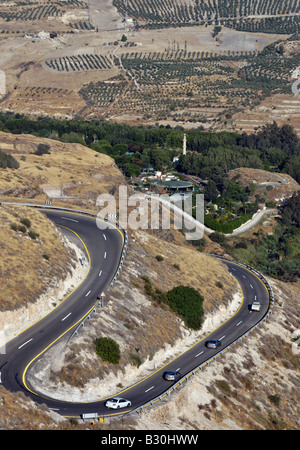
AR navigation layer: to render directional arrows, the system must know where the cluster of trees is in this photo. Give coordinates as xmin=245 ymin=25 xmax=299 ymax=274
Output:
xmin=230 ymin=15 xmax=300 ymax=35
xmin=177 ymin=145 xmax=263 ymax=177
xmin=34 ymin=142 xmax=51 ymax=156
xmin=177 ymin=122 xmax=300 ymax=183
xmin=0 ymin=0 xmax=86 ymax=22
xmin=69 ymin=21 xmax=94 ymax=31
xmin=196 ymin=177 xmax=259 ymax=233
xmin=230 ymin=191 xmax=300 ymax=281
xmin=0 ymin=113 xmax=299 ymax=182
xmin=114 ymin=39 xmax=296 ymax=122
xmin=94 ymin=336 xmax=121 ymax=364
xmin=204 ymin=211 xmax=254 ymax=234
xmin=0 ymin=114 xmax=181 ymax=176
xmin=80 ymin=80 xmax=127 ymax=109
xmin=74 ymin=36 xmax=297 ymax=125
xmin=143 ymin=276 xmax=205 ymax=330
xmin=176 ymin=123 xmax=300 ymax=234
xmin=0 ymin=4 xmax=61 ymax=22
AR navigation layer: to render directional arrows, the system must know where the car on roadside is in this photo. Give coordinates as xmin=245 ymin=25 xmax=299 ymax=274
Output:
xmin=163 ymin=370 xmax=181 ymax=381
xmin=104 ymin=397 xmax=131 ymax=409
xmin=205 ymin=339 xmax=221 ymax=349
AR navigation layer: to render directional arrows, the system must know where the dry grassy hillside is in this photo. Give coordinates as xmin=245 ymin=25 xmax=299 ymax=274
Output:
xmin=231 ymin=93 xmax=300 ymax=137
xmin=0 ymin=204 xmax=79 ymax=311
xmin=0 ymin=131 xmax=124 ymax=208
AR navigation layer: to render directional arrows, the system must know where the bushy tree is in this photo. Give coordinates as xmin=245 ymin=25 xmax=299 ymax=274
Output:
xmin=0 ymin=150 xmax=19 ymax=169
xmin=166 ymin=285 xmax=204 ymax=330
xmin=35 ymin=142 xmax=51 ymax=155
xmin=94 ymin=337 xmax=121 ymax=364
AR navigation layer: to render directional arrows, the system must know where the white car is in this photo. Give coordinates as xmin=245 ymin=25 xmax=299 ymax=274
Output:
xmin=105 ymin=397 xmax=131 ymax=409
xmin=250 ymin=301 xmax=261 ymax=311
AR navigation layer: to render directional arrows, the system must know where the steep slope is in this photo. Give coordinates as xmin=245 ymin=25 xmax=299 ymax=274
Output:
xmin=0 ymin=131 xmax=124 ymax=208
xmin=0 ymin=204 xmax=78 ymax=311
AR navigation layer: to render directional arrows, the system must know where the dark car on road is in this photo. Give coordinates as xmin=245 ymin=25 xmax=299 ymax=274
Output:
xmin=163 ymin=370 xmax=181 ymax=381
xmin=205 ymin=339 xmax=221 ymax=349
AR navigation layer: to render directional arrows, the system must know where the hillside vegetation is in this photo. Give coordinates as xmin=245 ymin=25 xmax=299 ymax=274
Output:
xmin=0 ymin=204 xmax=77 ymax=311
xmin=228 ymin=191 xmax=300 ymax=282
xmin=0 ymin=116 xmax=299 ymax=183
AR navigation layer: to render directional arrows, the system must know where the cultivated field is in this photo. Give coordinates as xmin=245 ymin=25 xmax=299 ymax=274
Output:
xmin=0 ymin=0 xmax=299 ymax=133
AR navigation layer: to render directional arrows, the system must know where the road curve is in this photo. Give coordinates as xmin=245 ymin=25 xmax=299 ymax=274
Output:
xmin=0 ymin=208 xmax=271 ymax=419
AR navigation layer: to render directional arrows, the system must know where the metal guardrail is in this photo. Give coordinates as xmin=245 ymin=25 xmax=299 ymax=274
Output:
xmin=124 ymin=254 xmax=274 ymax=418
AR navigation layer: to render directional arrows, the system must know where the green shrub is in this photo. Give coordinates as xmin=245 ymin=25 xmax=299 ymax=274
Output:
xmin=216 ymin=379 xmax=231 ymax=394
xmin=94 ymin=337 xmax=121 ymax=364
xmin=35 ymin=142 xmax=50 ymax=155
xmin=268 ymin=394 xmax=281 ymax=407
xmin=190 ymin=237 xmax=207 ymax=248
xmin=142 ymin=276 xmax=155 ymax=297
xmin=130 ymin=353 xmax=142 ymax=367
xmin=0 ymin=150 xmax=19 ymax=169
xmin=20 ymin=218 xmax=31 ymax=229
xmin=166 ymin=285 xmax=204 ymax=330
xmin=17 ymin=225 xmax=27 ymax=233
xmin=28 ymin=230 xmax=39 ymax=239
xmin=209 ymin=232 xmax=226 ymax=244
xmin=205 ymin=213 xmax=253 ymax=234
xmin=155 ymin=254 xmax=164 ymax=261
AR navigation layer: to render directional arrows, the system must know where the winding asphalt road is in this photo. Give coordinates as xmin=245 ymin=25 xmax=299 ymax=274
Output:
xmin=0 ymin=208 xmax=270 ymax=419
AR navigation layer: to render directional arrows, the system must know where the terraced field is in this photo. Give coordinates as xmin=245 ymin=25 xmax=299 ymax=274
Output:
xmin=233 ymin=94 xmax=300 ymax=135
xmin=113 ymin=0 xmax=300 ymax=34
xmin=79 ymin=35 xmax=300 ymax=131
xmin=0 ymin=0 xmax=299 ymax=134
